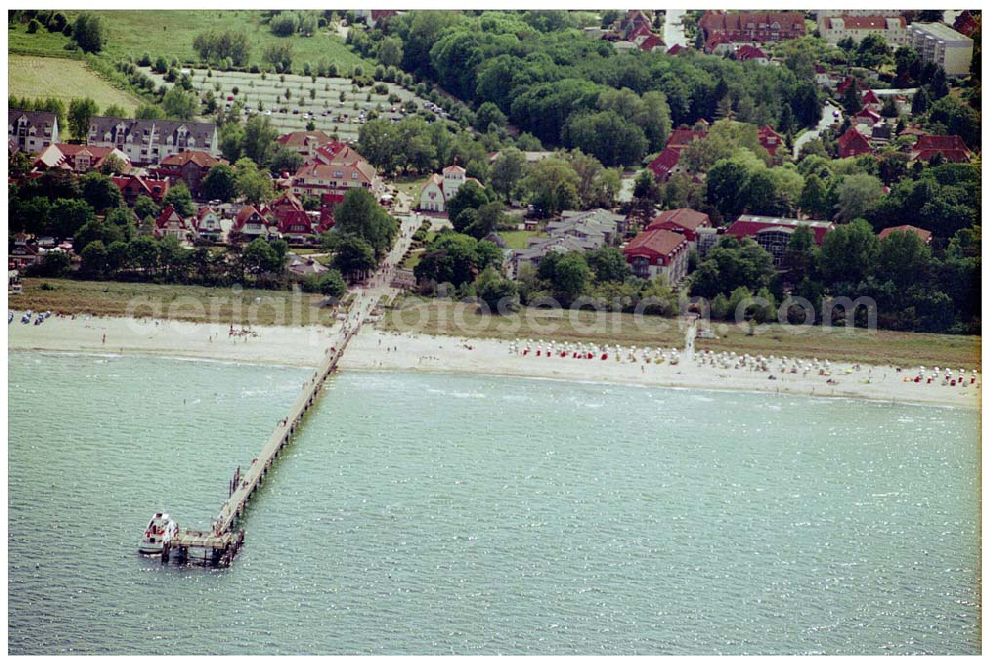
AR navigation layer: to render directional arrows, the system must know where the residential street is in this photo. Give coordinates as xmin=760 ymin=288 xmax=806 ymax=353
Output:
xmin=793 ymin=100 xmax=839 ymax=159
xmin=661 ymin=9 xmax=688 ymax=49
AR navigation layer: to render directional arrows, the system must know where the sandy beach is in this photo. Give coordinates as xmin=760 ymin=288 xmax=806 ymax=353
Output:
xmin=7 ymin=312 xmax=982 ymax=409
xmin=7 ymin=312 xmax=337 ymax=367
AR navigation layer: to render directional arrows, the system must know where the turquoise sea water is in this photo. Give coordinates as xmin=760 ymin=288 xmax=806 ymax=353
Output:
xmin=7 ymin=351 xmax=981 ymax=654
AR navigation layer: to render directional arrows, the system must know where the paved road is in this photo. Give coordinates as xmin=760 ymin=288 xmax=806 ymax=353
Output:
xmin=869 ymin=88 xmax=919 ymax=96
xmin=618 ymin=176 xmax=635 ymax=204
xmin=793 ymin=101 xmax=839 ymax=160
xmin=662 ymin=9 xmax=689 ymax=49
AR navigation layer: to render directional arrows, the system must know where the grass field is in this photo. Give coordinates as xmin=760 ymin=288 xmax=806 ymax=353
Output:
xmin=402 ymin=249 xmax=425 ymax=270
xmin=402 ymin=231 xmax=438 ymax=270
xmin=392 ymin=175 xmax=430 ymax=200
xmin=9 ymin=278 xmax=334 ymax=328
xmin=9 ymin=11 xmax=371 ymax=75
xmin=379 ymin=296 xmax=982 ymax=370
xmin=499 ymin=230 xmax=546 ymax=250
xmin=8 ymin=55 xmax=142 ymax=113
xmin=7 ymin=23 xmax=73 ymax=58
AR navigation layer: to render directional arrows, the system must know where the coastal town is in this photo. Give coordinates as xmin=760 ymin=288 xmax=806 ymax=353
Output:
xmin=5 ymin=7 xmax=986 ymax=657
xmin=6 ymin=8 xmax=983 ymax=418
xmin=8 ymin=8 xmax=981 ymax=338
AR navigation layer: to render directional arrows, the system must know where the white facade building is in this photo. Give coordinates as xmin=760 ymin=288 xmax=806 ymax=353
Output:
xmin=907 ymin=22 xmax=974 ymax=77
xmin=8 ymin=109 xmax=59 ymax=154
xmin=819 ymin=15 xmax=908 ymax=46
xmin=87 ymin=117 xmax=219 ymax=166
xmin=816 ymin=10 xmax=902 ymax=20
xmin=418 ymin=165 xmax=480 ymax=212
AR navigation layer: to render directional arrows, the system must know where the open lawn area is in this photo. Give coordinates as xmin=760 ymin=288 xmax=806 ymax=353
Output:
xmin=379 ymin=296 xmax=982 ymax=370
xmin=498 ymin=230 xmax=546 ymax=250
xmin=8 ymin=55 xmax=142 ymax=114
xmin=402 ymin=249 xmax=425 ymax=270
xmin=9 ymin=11 xmax=371 ymax=75
xmin=8 ymin=278 xmax=333 ymax=327
xmin=392 ymin=175 xmax=430 ymax=200
xmin=7 ymin=23 xmax=72 ymax=58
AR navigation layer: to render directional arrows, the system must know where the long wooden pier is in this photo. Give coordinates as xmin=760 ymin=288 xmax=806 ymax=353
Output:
xmin=159 ymin=316 xmax=359 ymax=566
xmin=155 ymin=213 xmax=418 ymax=567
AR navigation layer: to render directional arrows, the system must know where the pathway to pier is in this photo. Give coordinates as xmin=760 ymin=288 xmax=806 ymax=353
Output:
xmin=161 ymin=213 xmax=420 ymax=565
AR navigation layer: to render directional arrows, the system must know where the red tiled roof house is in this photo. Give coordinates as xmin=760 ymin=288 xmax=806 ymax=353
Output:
xmin=312 ymin=141 xmax=366 ymax=167
xmin=666 ymin=124 xmax=709 ymax=149
xmin=276 ymin=130 xmax=334 ymax=160
xmin=953 ymin=10 xmax=980 ymax=37
xmin=910 ymin=135 xmax=973 ymax=163
xmin=647 ymin=123 xmax=710 ymax=182
xmin=647 ymin=147 xmax=681 ymax=181
xmin=647 ymin=208 xmax=711 ymax=241
xmin=290 ymin=161 xmax=381 ymax=199
xmin=193 ymin=206 xmax=226 ymax=243
xmin=622 ymin=229 xmax=690 ymax=284
xmin=269 ymin=190 xmax=305 ymax=217
xmin=154 ymin=205 xmax=194 ymax=242
xmin=34 ymin=143 xmax=130 ymax=173
xmin=275 ymin=209 xmax=317 ymax=244
xmin=853 ymin=107 xmax=881 ymax=126
xmin=111 ymin=174 xmax=170 ymax=206
xmin=878 ymin=224 xmax=932 ymax=244
xmin=637 ymin=34 xmax=666 ymax=52
xmin=230 ymin=205 xmax=270 ymax=240
xmin=734 ymin=44 xmax=769 ymax=63
xmin=698 ymin=10 xmax=805 ymax=50
xmin=838 ymin=127 xmax=872 ymax=158
xmin=151 ymin=150 xmax=227 ymax=199
xmin=757 ymin=125 xmax=784 ymax=157
xmin=861 ymin=89 xmax=880 ymax=106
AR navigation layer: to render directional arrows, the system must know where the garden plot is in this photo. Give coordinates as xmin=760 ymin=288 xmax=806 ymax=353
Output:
xmin=142 ymin=67 xmax=446 ymax=142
